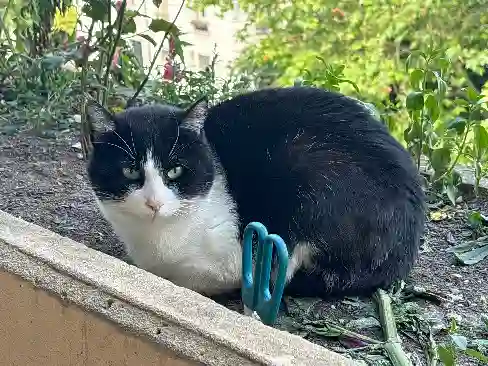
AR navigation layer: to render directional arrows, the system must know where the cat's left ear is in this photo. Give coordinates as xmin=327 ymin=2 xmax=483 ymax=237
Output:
xmin=85 ymin=99 xmax=116 ymax=142
xmin=180 ymin=96 xmax=208 ymax=134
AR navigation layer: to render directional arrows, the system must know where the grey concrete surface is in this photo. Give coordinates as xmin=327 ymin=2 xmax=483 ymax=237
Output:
xmin=0 ymin=209 xmax=356 ymax=366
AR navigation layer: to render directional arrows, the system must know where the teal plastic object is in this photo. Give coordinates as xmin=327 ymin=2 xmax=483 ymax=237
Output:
xmin=241 ymin=222 xmax=289 ymax=325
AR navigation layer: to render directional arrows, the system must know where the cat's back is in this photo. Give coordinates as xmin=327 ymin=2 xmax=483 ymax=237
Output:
xmin=205 ymin=86 xmax=365 ymax=141
xmin=204 ymin=86 xmax=418 ymax=192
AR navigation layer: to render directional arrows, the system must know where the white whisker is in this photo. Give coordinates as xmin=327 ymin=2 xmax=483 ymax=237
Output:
xmin=128 ymin=121 xmax=136 ymax=157
xmin=112 ymin=129 xmax=135 ymax=158
xmin=93 ymin=141 xmax=134 ymax=159
xmin=168 ymin=115 xmax=180 ymax=162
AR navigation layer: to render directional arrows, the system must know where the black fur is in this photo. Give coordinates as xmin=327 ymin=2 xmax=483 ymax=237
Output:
xmin=87 ymin=86 xmax=425 ymax=299
xmin=203 ymin=87 xmax=425 ymax=298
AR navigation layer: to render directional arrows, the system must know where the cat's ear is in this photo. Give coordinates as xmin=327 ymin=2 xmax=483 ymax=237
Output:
xmin=180 ymin=96 xmax=208 ymax=134
xmin=85 ymin=99 xmax=115 ymax=140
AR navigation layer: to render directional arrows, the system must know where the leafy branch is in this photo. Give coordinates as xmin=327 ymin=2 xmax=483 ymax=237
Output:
xmin=127 ymin=0 xmax=186 ymax=107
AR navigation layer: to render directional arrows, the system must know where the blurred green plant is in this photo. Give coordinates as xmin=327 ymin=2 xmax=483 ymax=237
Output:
xmin=0 ymin=0 xmax=252 ymax=147
xmin=437 ymin=318 xmax=488 ymax=366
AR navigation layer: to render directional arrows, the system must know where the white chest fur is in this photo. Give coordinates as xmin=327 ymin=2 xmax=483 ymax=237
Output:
xmin=97 ymin=176 xmax=242 ymax=296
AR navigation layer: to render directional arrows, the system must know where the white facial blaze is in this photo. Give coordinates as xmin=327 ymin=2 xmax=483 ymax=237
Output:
xmin=140 ymin=151 xmax=181 ymax=216
xmin=108 ymin=151 xmax=180 ymax=218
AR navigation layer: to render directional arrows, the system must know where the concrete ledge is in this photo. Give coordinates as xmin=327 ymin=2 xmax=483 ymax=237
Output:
xmin=0 ymin=209 xmax=355 ymax=366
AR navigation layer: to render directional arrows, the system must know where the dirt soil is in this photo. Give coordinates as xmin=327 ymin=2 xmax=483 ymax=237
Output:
xmin=1 ymin=131 xmax=487 ymax=365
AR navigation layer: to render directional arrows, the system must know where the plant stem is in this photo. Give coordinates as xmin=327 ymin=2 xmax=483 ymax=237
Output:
xmin=373 ymin=289 xmax=413 ymax=366
xmin=101 ymin=0 xmax=127 ymax=106
xmin=433 ymin=120 xmax=470 ymax=184
xmin=80 ymin=20 xmax=96 ymax=160
xmin=127 ymin=0 xmax=186 ymax=107
xmin=80 ymin=66 xmax=90 ymax=160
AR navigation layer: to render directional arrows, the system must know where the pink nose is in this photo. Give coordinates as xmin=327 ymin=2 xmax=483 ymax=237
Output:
xmin=145 ymin=198 xmax=162 ymax=212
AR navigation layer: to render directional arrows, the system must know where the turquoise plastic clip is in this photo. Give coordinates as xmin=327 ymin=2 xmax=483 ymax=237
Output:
xmin=241 ymin=222 xmax=289 ymax=325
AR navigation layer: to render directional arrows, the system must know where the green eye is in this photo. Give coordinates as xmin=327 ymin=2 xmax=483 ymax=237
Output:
xmin=122 ymin=167 xmax=140 ymax=180
xmin=167 ymin=166 xmax=184 ymax=180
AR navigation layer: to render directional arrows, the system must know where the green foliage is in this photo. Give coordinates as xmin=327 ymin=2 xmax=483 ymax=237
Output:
xmin=437 ymin=318 xmax=488 ymax=365
xmin=194 ymin=0 xmax=488 ymax=199
xmin=293 ymin=47 xmax=488 ymax=201
xmin=0 ymin=0 xmax=251 ymax=144
xmin=0 ymin=0 xmax=72 ymax=56
xmin=193 ymin=0 xmax=487 ymax=96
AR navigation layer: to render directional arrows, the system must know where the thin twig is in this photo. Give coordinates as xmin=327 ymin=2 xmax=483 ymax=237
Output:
xmin=80 ymin=20 xmax=96 ymax=159
xmin=304 ymin=319 xmax=382 ymax=345
xmin=101 ymin=0 xmax=127 ymax=105
xmin=127 ymin=0 xmax=186 ymax=107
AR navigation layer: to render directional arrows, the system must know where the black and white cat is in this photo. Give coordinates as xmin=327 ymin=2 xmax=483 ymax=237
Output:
xmin=86 ymin=86 xmax=425 ymax=298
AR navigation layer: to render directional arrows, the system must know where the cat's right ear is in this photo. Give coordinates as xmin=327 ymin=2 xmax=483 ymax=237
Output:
xmin=85 ymin=100 xmax=115 ymax=141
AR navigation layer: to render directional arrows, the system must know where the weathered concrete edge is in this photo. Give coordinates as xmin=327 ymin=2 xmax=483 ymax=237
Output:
xmin=0 ymin=242 xmax=254 ymax=366
xmin=0 ymin=210 xmax=355 ymax=366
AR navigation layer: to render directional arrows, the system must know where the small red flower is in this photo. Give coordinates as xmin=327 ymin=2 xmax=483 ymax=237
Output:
xmin=163 ymin=60 xmax=173 ymax=80
xmin=263 ymin=55 xmax=269 ymax=62
xmin=115 ymin=0 xmax=123 ymax=11
xmin=332 ymin=7 xmax=345 ymax=17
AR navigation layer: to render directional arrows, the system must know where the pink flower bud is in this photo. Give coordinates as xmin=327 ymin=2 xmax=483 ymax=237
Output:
xmin=112 ymin=47 xmax=121 ymax=69
xmin=163 ymin=62 xmax=173 ymax=80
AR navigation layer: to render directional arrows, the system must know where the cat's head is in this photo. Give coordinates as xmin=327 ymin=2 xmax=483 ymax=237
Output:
xmin=86 ymin=98 xmax=215 ymax=220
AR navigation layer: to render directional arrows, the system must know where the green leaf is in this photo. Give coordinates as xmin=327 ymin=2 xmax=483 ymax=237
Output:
xmin=467 ymin=86 xmax=480 ymax=102
xmin=404 ymin=119 xmax=422 ymax=144
xmin=82 ymin=0 xmax=110 ymax=21
xmin=149 ymin=19 xmax=179 ymax=34
xmin=138 ymin=34 xmax=157 ymax=46
xmin=173 ymin=37 xmax=192 ymax=64
xmin=409 ymin=68 xmax=424 ymax=90
xmin=406 ymin=92 xmax=424 ymax=112
xmin=446 ymin=117 xmax=467 ymax=134
xmin=454 ymin=243 xmax=488 ymax=265
xmin=470 ymin=106 xmax=484 ymax=121
xmin=425 ymin=93 xmax=440 ymax=121
xmin=454 ymin=98 xmax=469 ymax=107
xmin=41 ymin=55 xmax=65 ymax=70
xmin=474 ymin=125 xmax=488 ymax=150
xmin=437 ymin=345 xmax=456 ymax=366
xmin=430 ymin=147 xmax=451 ymax=174
xmin=450 ymin=236 xmax=488 ymax=265
xmin=468 ymin=211 xmax=486 ymax=229
xmin=445 ymin=184 xmax=457 ymax=206
xmin=465 ymin=348 xmax=488 ymax=363
xmin=450 ymin=334 xmax=468 ymax=350
xmin=122 ymin=18 xmax=137 ymax=34
xmin=437 ymin=57 xmax=451 ymax=75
